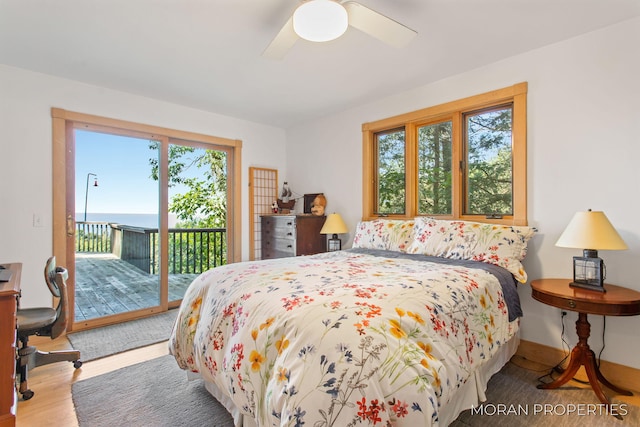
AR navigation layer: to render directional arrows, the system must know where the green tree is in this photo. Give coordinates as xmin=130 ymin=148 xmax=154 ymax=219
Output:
xmin=148 ymin=144 xmax=227 ymax=227
xmin=418 ymin=122 xmax=452 ymax=215
xmin=466 ymin=107 xmax=513 ymax=215
xmin=148 ymin=143 xmax=228 ymax=273
xmin=377 ymin=106 xmax=512 ymax=217
xmin=377 ymin=129 xmax=406 ymax=214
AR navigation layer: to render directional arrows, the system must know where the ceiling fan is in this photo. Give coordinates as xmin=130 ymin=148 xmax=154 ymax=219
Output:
xmin=263 ymin=0 xmax=417 ymax=60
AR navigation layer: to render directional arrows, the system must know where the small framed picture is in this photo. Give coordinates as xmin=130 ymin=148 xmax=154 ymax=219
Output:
xmin=303 ymin=193 xmax=321 ymax=214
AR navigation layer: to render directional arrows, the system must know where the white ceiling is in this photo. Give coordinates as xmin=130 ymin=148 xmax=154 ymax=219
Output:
xmin=1 ymin=0 xmax=639 ymax=128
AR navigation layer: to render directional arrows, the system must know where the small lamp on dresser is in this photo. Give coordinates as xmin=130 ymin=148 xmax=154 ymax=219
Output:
xmin=320 ymin=213 xmax=348 ymax=251
xmin=555 ymin=209 xmax=628 ymax=292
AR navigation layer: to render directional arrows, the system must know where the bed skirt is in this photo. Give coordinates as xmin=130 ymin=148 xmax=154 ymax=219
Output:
xmin=194 ymin=328 xmax=520 ymax=427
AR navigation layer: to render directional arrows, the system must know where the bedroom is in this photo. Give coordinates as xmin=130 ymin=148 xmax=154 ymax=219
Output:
xmin=1 ymin=0 xmax=639 ymax=425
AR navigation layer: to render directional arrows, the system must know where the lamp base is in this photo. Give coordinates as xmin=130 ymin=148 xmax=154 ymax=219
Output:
xmin=327 ymin=234 xmax=341 ymax=252
xmin=569 ymin=281 xmax=606 ymax=293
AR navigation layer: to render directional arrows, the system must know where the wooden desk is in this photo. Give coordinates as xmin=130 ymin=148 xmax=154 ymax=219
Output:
xmin=0 ymin=263 xmax=20 ymax=427
xmin=531 ymin=279 xmax=640 ymax=414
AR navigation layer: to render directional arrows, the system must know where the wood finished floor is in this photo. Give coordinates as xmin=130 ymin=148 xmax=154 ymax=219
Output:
xmin=16 ymin=336 xmax=640 ymax=426
xmin=16 ymin=335 xmax=168 ymax=427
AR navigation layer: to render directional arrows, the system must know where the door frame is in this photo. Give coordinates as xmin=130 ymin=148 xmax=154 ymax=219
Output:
xmin=52 ymin=108 xmax=242 ymax=331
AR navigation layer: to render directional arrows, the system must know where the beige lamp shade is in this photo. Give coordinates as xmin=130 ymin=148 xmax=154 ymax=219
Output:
xmin=555 ymin=210 xmax=628 ymax=250
xmin=320 ymin=213 xmax=348 ymax=235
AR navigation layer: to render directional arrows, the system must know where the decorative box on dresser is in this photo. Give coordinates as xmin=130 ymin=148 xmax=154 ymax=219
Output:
xmin=0 ymin=263 xmax=21 ymax=427
xmin=261 ymin=214 xmax=326 ymax=259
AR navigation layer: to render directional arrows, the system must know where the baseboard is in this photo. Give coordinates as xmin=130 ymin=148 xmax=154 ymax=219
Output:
xmin=516 ymin=339 xmax=640 ymax=393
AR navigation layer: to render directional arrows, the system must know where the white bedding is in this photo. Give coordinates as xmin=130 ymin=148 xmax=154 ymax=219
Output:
xmin=199 ymin=330 xmax=520 ymax=427
xmin=170 ymin=249 xmax=522 ymax=426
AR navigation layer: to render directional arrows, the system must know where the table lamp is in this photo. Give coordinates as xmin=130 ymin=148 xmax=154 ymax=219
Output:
xmin=555 ymin=209 xmax=628 ymax=292
xmin=320 ymin=213 xmax=348 ymax=251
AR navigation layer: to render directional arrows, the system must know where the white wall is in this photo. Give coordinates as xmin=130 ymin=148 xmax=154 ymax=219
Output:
xmin=1 ymin=16 xmax=638 ymax=369
xmin=286 ymin=17 xmax=640 ymax=369
xmin=0 ymin=64 xmax=287 ymax=308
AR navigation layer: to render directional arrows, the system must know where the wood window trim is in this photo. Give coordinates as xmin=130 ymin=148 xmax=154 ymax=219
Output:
xmin=362 ymin=82 xmax=528 ymax=226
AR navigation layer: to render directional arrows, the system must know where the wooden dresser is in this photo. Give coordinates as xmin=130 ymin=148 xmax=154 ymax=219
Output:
xmin=0 ymin=263 xmax=21 ymax=427
xmin=261 ymin=215 xmax=326 ymax=259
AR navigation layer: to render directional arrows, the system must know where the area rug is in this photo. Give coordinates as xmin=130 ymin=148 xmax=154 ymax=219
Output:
xmin=72 ymin=357 xmax=639 ymax=427
xmin=67 ymin=310 xmax=179 ymax=362
xmin=72 ymin=355 xmax=234 ymax=427
xmin=451 ymin=361 xmax=640 ymax=426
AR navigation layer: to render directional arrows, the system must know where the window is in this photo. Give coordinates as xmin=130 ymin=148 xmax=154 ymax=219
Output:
xmin=418 ymin=120 xmax=452 ymax=215
xmin=464 ymin=105 xmax=513 ymax=216
xmin=375 ymin=128 xmax=406 ymax=215
xmin=362 ymin=82 xmax=527 ymax=225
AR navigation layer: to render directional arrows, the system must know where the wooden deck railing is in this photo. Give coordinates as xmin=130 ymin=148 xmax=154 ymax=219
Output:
xmin=75 ymin=221 xmax=226 ymax=274
xmin=76 ymin=221 xmax=112 ymax=253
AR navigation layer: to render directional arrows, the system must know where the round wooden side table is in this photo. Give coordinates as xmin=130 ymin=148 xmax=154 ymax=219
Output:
xmin=530 ymin=279 xmax=640 ymax=411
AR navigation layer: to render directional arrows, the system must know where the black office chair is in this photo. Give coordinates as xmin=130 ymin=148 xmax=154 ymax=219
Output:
xmin=16 ymin=256 xmax=82 ymax=400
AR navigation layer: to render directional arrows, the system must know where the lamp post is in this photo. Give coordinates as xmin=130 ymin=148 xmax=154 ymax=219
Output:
xmin=84 ymin=173 xmax=98 ymax=222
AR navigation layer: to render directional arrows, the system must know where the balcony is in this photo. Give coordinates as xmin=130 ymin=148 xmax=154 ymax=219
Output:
xmin=74 ymin=221 xmax=226 ymax=321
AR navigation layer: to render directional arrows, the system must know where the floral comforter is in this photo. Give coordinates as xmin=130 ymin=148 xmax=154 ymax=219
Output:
xmin=169 ymin=249 xmax=520 ymax=426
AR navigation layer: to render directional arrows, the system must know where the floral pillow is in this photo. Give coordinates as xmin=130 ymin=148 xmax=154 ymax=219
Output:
xmin=406 ymin=217 xmax=535 ymax=282
xmin=352 ymin=219 xmax=416 ymax=253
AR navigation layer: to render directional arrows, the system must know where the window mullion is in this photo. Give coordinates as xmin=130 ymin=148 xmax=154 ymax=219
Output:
xmin=451 ymin=112 xmax=463 ymax=219
xmin=405 ymin=122 xmax=418 ymax=218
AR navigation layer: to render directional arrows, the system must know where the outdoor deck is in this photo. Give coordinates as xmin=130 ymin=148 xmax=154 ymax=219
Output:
xmin=74 ymin=253 xmax=198 ymax=321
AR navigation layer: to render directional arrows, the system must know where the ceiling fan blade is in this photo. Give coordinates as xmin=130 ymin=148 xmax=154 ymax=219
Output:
xmin=262 ymin=16 xmax=298 ymax=60
xmin=343 ymin=1 xmax=417 ymax=48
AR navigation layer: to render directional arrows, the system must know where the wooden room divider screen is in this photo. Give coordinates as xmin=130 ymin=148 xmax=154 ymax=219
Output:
xmin=248 ymin=167 xmax=278 ymax=260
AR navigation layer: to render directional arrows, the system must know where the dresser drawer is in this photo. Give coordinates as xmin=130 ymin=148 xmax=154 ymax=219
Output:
xmin=262 ymin=215 xmax=295 ymax=231
xmin=263 ymin=216 xmax=296 ymax=237
xmin=273 ymin=224 xmax=296 ymax=240
xmin=262 ymin=237 xmax=296 ymax=259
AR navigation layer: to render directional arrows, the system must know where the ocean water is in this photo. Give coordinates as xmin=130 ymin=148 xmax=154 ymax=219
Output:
xmin=76 ymin=213 xmax=178 ymax=228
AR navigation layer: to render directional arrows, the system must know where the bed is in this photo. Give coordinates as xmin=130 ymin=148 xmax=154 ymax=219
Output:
xmin=169 ymin=217 xmax=534 ymax=426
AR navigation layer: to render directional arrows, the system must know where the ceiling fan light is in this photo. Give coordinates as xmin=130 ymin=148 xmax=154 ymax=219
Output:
xmin=293 ymin=0 xmax=349 ymax=42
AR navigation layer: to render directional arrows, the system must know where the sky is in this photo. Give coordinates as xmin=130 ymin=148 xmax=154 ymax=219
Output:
xmin=74 ymin=130 xmax=204 ymax=216
xmin=75 ymin=130 xmax=160 ymax=215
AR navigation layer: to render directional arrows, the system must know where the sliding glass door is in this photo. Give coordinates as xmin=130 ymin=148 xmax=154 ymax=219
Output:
xmin=74 ymin=130 xmax=162 ymax=322
xmin=165 ymin=141 xmax=228 ymax=305
xmin=51 ymin=108 xmax=242 ymax=331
